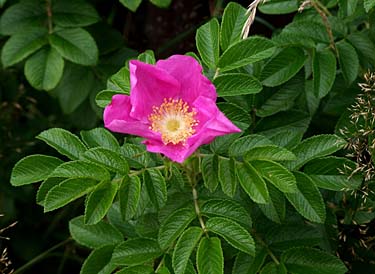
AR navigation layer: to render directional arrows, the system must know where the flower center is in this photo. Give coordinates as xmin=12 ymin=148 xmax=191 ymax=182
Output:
xmin=149 ymin=98 xmax=198 ymax=145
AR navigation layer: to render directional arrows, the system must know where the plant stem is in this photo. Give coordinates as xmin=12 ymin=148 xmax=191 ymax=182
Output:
xmin=192 ymin=186 xmax=208 ymax=236
xmin=13 ymin=238 xmax=72 ymax=274
xmin=45 ymin=0 xmax=53 ymax=34
xmin=253 ymin=230 xmax=280 ymax=265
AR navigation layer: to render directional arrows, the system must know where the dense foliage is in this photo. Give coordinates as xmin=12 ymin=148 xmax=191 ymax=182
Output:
xmin=1 ymin=0 xmax=375 ymax=273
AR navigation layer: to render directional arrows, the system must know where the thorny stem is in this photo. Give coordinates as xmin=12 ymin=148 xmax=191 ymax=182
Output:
xmin=45 ymin=0 xmax=53 ymax=34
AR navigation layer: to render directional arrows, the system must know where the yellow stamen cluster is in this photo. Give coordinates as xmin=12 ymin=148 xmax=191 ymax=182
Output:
xmin=149 ymin=98 xmax=198 ymax=145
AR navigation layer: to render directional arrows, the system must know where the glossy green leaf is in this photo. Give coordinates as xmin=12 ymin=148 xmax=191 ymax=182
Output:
xmin=25 ymin=47 xmax=64 ymax=91
xmin=196 ymin=18 xmax=220 ymax=68
xmin=336 ymin=40 xmax=359 ymax=85
xmin=172 ymin=227 xmax=203 ymax=274
xmin=95 ymin=90 xmax=119 ymax=108
xmin=285 ymin=172 xmax=326 ymax=223
xmin=69 ymin=216 xmax=123 ymax=249
xmin=84 ymin=181 xmax=119 ymax=225
xmin=220 ymin=2 xmax=247 ymax=51
xmin=44 ymin=178 xmax=98 ymax=212
xmin=52 ymin=0 xmax=100 ymax=27
xmin=119 ymin=0 xmax=142 ymax=12
xmin=281 ymin=20 xmax=330 ymax=44
xmin=201 ymin=198 xmax=252 ymax=227
xmin=245 ymin=146 xmax=296 ymax=162
xmin=308 ymin=175 xmax=362 ymax=191
xmin=36 ymin=177 xmax=64 ymax=206
xmin=80 ymin=245 xmax=116 ymax=274
xmin=218 ymin=37 xmax=275 ymax=72
xmin=81 ymin=147 xmax=129 ymax=175
xmin=258 ymin=184 xmax=285 ymax=223
xmin=206 ymin=217 xmax=255 ymax=255
xmin=107 ymin=66 xmax=131 ymax=94
xmin=138 ymin=50 xmax=156 ymax=64
xmin=144 ymin=168 xmax=167 ymax=209
xmin=158 ymin=207 xmax=196 ymax=250
xmin=50 ymin=160 xmax=110 ymax=181
xmin=11 ymin=155 xmax=63 ymax=186
xmin=80 ymin=128 xmax=120 ymax=151
xmin=251 ymin=160 xmax=297 ymax=193
xmin=259 ymin=0 xmax=299 ymax=14
xmin=119 ymin=176 xmax=141 ymax=220
xmin=37 ymin=128 xmax=87 ymax=160
xmin=202 ymin=154 xmax=219 ymax=192
xmin=0 ymin=0 xmax=45 ymax=35
xmin=313 ymin=49 xmax=336 ymax=98
xmin=49 ymin=28 xmax=98 ymax=65
xmin=232 ymin=249 xmax=268 ymax=274
xmin=121 ymin=144 xmax=150 ymax=169
xmin=229 ymin=135 xmax=274 ymax=157
xmin=149 ymin=0 xmax=172 ymax=8
xmin=218 ymin=157 xmax=237 ymax=197
xmin=196 ymin=237 xmax=223 ymax=274
xmin=1 ymin=27 xmax=47 ymax=67
xmin=286 ymin=135 xmax=346 ymax=170
xmin=214 ymin=73 xmax=262 ymax=96
xmin=116 ymin=266 xmax=154 ymax=274
xmin=112 ymin=238 xmax=162 ymax=266
xmin=260 ymin=47 xmax=306 ymax=87
xmin=281 ymin=247 xmax=347 ymax=274
xmin=236 ymin=162 xmax=269 ymax=204
xmin=347 ymin=31 xmax=375 ymax=67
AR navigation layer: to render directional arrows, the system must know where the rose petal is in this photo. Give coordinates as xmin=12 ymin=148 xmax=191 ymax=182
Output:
xmin=144 ymin=139 xmax=197 ymax=163
xmin=129 ymin=60 xmax=181 ymax=122
xmin=104 ymin=94 xmax=158 ymax=139
xmin=156 ymin=55 xmax=217 ymax=104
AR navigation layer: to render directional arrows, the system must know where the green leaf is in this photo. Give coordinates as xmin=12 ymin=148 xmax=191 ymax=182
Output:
xmin=286 ymin=135 xmax=346 ymax=170
xmin=281 ymin=20 xmax=329 ymax=45
xmin=217 ymin=103 xmax=251 ymax=131
xmin=144 ymin=168 xmax=167 ymax=210
xmin=44 ymin=178 xmax=98 ymax=212
xmin=69 ymin=215 xmax=123 ymax=249
xmin=260 ymin=47 xmax=306 ymax=87
xmin=266 ymin=224 xmax=321 ymax=251
xmin=196 ymin=237 xmax=223 ymax=274
xmin=11 ymin=155 xmax=63 ymax=186
xmin=84 ymin=181 xmax=119 ymax=225
xmin=236 ymin=162 xmax=269 ymax=204
xmin=218 ymin=37 xmax=275 ymax=72
xmin=250 ymin=160 xmax=297 ymax=193
xmin=202 ymin=155 xmax=219 ymax=192
xmin=313 ymin=49 xmax=336 ymax=98
xmin=308 ymin=175 xmax=362 ymax=191
xmin=112 ymin=238 xmax=162 ymax=266
xmin=80 ymin=245 xmax=116 ymax=274
xmin=281 ymin=247 xmax=347 ymax=274
xmin=201 ymin=199 xmax=252 ymax=228
xmin=50 ymin=161 xmax=111 ymax=181
xmin=285 ymin=172 xmax=326 ymax=223
xmin=149 ymin=0 xmax=172 ymax=8
xmin=220 ymin=2 xmax=247 ymax=51
xmin=0 ymin=0 xmax=45 ymax=35
xmin=81 ymin=147 xmax=129 ymax=175
xmin=24 ymin=47 xmax=64 ymax=91
xmin=172 ymin=227 xmax=203 ymax=274
xmin=52 ymin=0 xmax=100 ymax=27
xmin=121 ymin=144 xmax=150 ymax=169
xmin=258 ymin=184 xmax=285 ymax=223
xmin=196 ymin=18 xmax=220 ymax=69
xmin=206 ymin=217 xmax=255 ymax=255
xmin=347 ymin=31 xmax=375 ymax=67
xmin=259 ymin=0 xmax=299 ymax=14
xmin=233 ymin=249 xmax=268 ymax=274
xmin=336 ymin=40 xmax=359 ymax=85
xmin=245 ymin=146 xmax=296 ymax=162
xmin=36 ymin=177 xmax=63 ymax=206
xmin=116 ymin=266 xmax=154 ymax=274
xmin=213 ymin=73 xmax=262 ymax=96
xmin=95 ymin=90 xmax=119 ymax=108
xmin=364 ymin=0 xmax=375 ymax=12
xmin=107 ymin=66 xmax=131 ymax=94
xmin=218 ymin=157 xmax=237 ymax=197
xmin=119 ymin=176 xmax=141 ymax=220
xmin=158 ymin=207 xmax=196 ymax=250
xmin=229 ymin=135 xmax=274 ymax=157
xmin=37 ymin=128 xmax=87 ymax=160
xmin=119 ymin=0 xmax=142 ymax=12
xmin=81 ymin=128 xmax=120 ymax=151
xmin=49 ymin=28 xmax=98 ymax=65
xmin=54 ymin=63 xmax=94 ymax=114
xmin=138 ymin=50 xmax=156 ymax=64
xmin=257 ymin=74 xmax=303 ymax=117
xmin=1 ymin=27 xmax=47 ymax=67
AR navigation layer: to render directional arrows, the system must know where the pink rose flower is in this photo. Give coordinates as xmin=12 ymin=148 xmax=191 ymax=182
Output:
xmin=104 ymin=55 xmax=241 ymax=163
